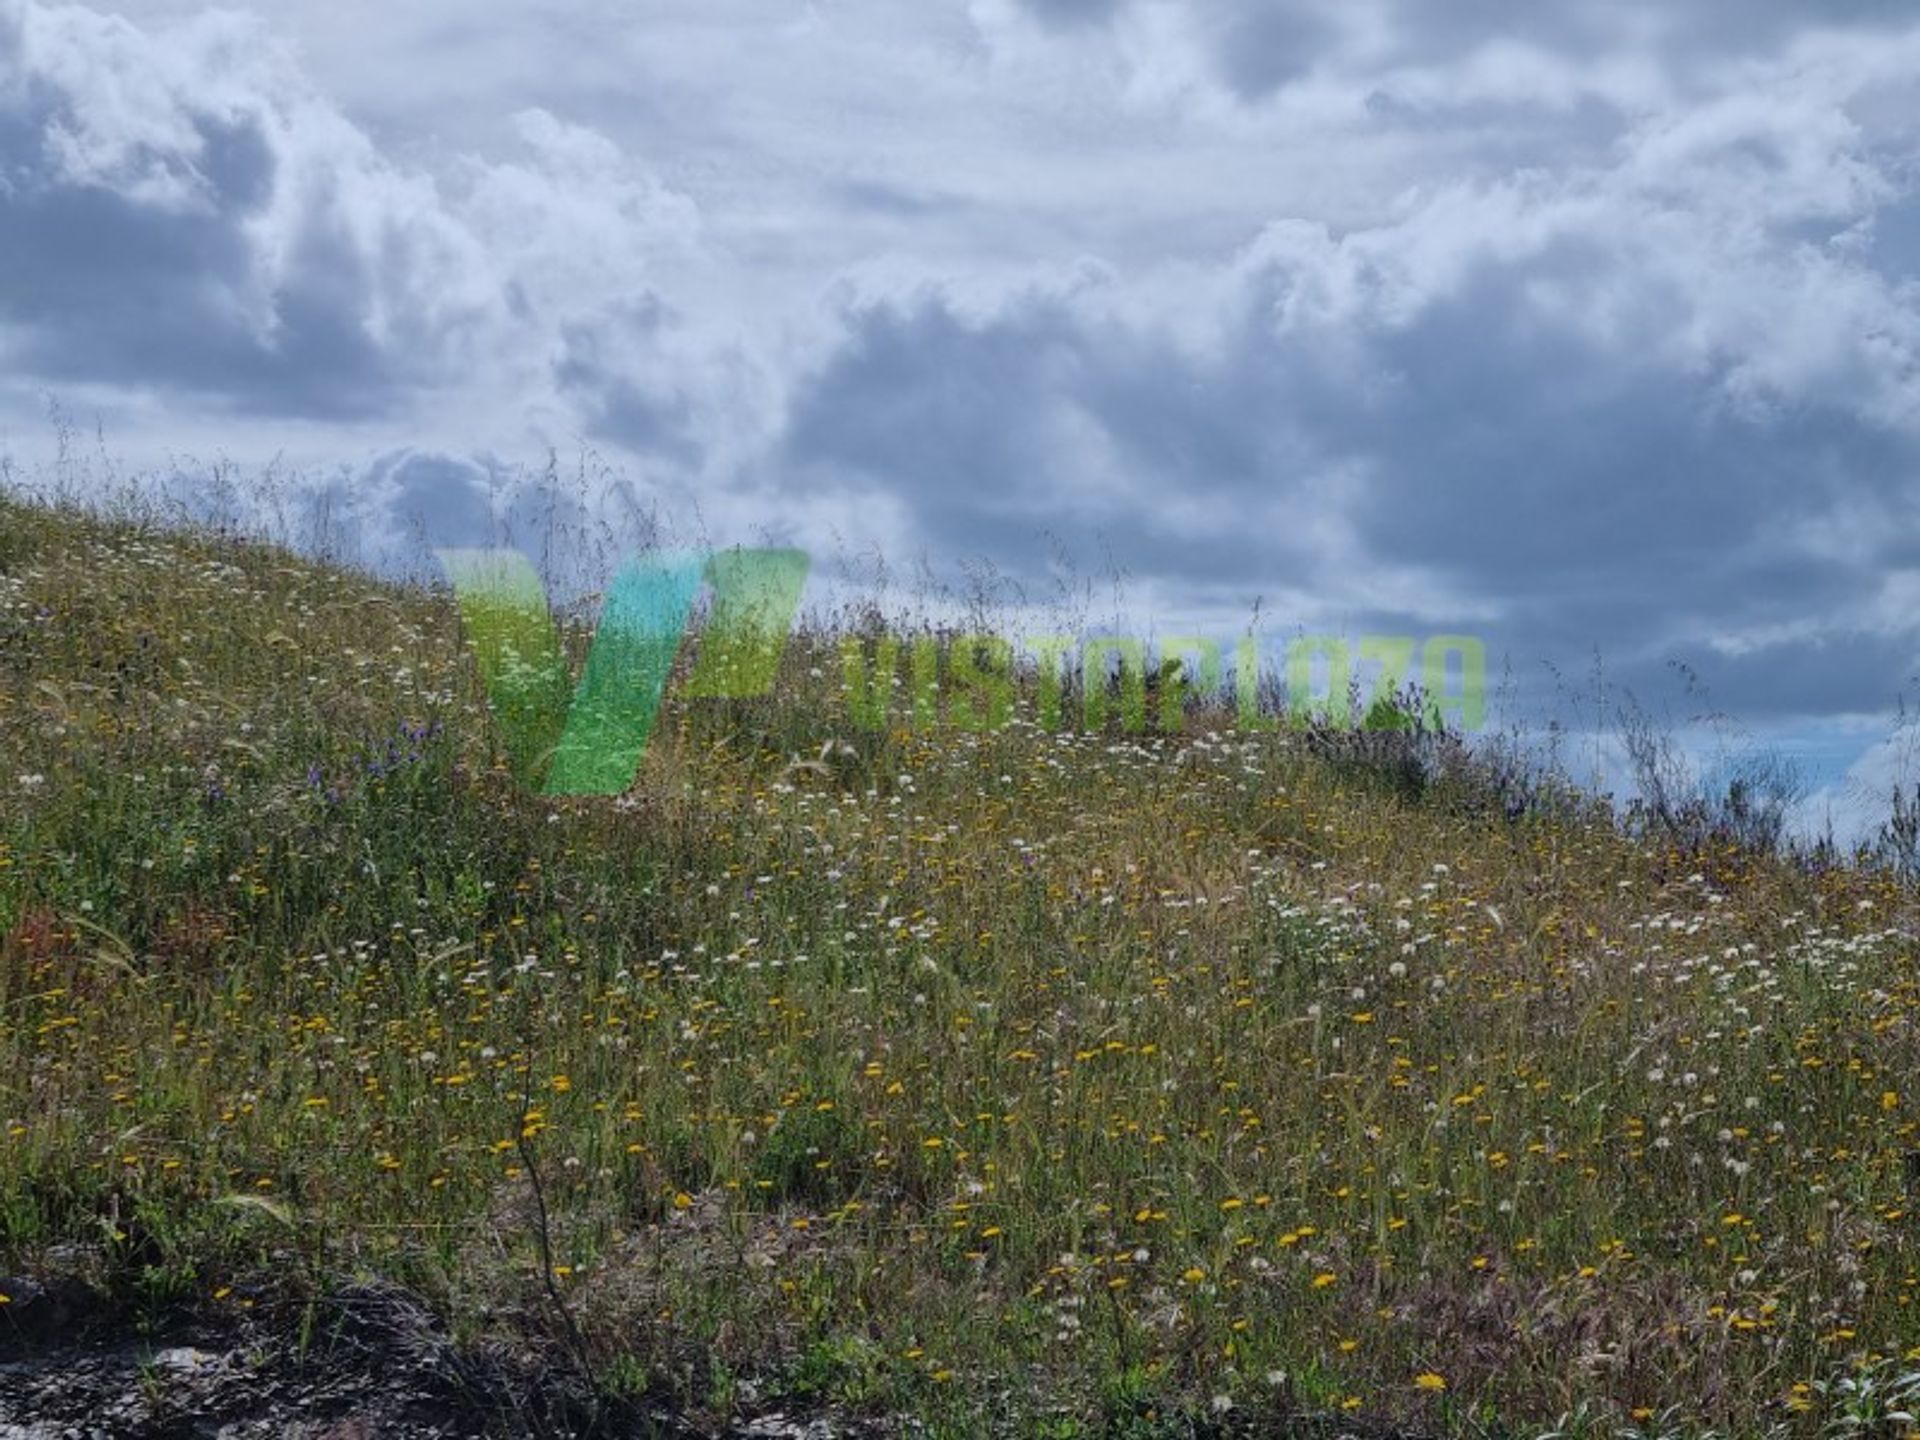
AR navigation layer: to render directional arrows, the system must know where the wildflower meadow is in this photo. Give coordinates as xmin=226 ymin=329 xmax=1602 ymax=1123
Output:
xmin=1 ymin=492 xmax=1917 ymax=1437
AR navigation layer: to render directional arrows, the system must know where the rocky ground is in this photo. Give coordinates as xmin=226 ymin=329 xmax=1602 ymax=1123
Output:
xmin=0 ymin=1276 xmax=897 ymax=1439
xmin=0 ymin=1279 xmax=1406 ymax=1439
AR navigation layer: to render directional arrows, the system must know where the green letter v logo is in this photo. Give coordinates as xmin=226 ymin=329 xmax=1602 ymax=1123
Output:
xmin=439 ymin=548 xmax=808 ymax=795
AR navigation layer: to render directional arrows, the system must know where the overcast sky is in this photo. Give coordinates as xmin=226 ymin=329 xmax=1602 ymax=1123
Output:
xmin=5 ymin=0 xmax=1920 ymax=832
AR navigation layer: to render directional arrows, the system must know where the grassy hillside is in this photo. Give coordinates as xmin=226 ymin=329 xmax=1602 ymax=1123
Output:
xmin=1 ymin=495 xmax=1917 ymax=1437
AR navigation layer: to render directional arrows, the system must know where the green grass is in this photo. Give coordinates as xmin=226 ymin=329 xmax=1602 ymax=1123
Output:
xmin=2 ymin=493 xmax=1917 ymax=1436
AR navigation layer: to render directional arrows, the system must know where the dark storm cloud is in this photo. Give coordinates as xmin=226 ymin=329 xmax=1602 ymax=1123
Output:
xmin=1427 ymin=0 xmax=1912 ymax=61
xmin=276 ymin=450 xmax=505 ymax=574
xmin=274 ymin=448 xmax=608 ymax=604
xmin=0 ymin=1 xmax=706 ymax=444
xmin=1265 ymin=255 xmax=1914 ymax=601
xmin=553 ymin=305 xmax=706 ymax=468
xmin=781 ymin=285 xmax=1372 ymax=611
xmin=1005 ymin=0 xmax=1916 ymax=111
xmin=1202 ymin=6 xmax=1338 ymax=101
xmin=1014 ymin=0 xmax=1128 ymax=32
xmin=782 ymin=123 xmax=1920 ymax=720
xmin=0 ymin=5 xmax=498 ymax=418
xmin=835 ymin=180 xmax=969 ymax=220
xmin=1864 ymin=196 xmax=1920 ymax=279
